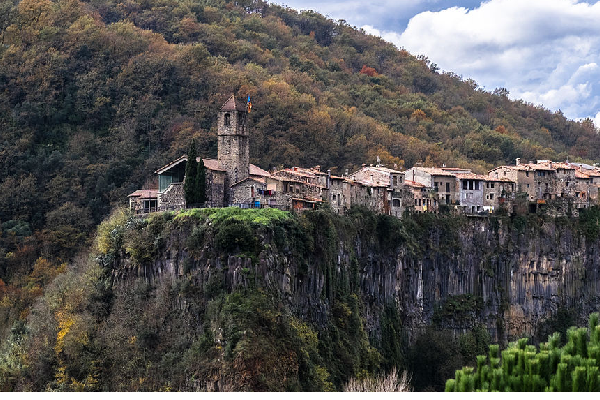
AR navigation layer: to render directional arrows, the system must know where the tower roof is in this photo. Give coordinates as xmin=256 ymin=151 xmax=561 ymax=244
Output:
xmin=220 ymin=95 xmax=247 ymax=112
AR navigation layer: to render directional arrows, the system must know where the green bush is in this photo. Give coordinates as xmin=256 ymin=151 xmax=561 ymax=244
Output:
xmin=446 ymin=313 xmax=600 ymax=392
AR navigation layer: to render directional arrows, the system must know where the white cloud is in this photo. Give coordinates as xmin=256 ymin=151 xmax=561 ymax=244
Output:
xmin=282 ymin=0 xmax=600 ymax=122
xmin=386 ymin=0 xmax=600 ymax=121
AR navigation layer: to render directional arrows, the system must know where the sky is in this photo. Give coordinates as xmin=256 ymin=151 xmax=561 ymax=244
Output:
xmin=278 ymin=0 xmax=600 ymax=126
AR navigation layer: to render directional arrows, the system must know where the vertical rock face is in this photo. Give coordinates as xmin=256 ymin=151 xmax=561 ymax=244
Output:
xmin=114 ymin=214 xmax=600 ymax=344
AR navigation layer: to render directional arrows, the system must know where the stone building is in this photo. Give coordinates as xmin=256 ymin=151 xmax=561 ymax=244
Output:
xmin=341 ymin=179 xmax=389 ymax=214
xmin=483 ymin=177 xmax=515 ymax=213
xmin=137 ymin=95 xmax=272 ymax=211
xmin=347 ymin=165 xmax=405 ymax=216
xmin=456 ymin=173 xmax=486 ymax=214
xmin=488 ymin=159 xmax=557 ymax=202
xmin=328 ymin=175 xmax=346 ymax=214
xmin=404 ymin=180 xmax=430 ymax=213
xmin=128 ymin=190 xmax=158 ymax=214
xmin=575 ymin=165 xmax=600 ymax=203
xmin=218 ymin=95 xmax=249 ymax=185
xmin=404 ymin=167 xmax=459 ymax=207
xmin=154 ymin=156 xmax=227 ymax=210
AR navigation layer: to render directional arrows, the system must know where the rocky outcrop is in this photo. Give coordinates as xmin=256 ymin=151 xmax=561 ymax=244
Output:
xmin=112 ymin=212 xmax=600 ymax=345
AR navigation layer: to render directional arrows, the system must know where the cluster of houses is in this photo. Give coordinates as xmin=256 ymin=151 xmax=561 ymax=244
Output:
xmin=128 ymin=96 xmax=600 ymax=218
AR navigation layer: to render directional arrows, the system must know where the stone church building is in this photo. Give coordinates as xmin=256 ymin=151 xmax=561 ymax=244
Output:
xmin=130 ymin=95 xmax=269 ymax=212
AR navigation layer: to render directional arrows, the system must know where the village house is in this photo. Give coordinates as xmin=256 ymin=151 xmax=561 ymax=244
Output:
xmin=488 ymin=159 xmax=558 ymax=203
xmin=346 ymin=165 xmax=405 ymax=216
xmin=128 ymin=189 xmax=158 ymax=214
xmin=404 ymin=167 xmax=460 ymax=209
xmin=328 ymin=175 xmax=346 ymax=214
xmin=404 ymin=180 xmax=430 ymax=213
xmin=130 ymin=95 xmax=600 ymax=219
xmin=483 ymin=177 xmax=515 ymax=213
xmin=455 ymin=173 xmax=486 ymax=214
xmin=265 ymin=174 xmax=324 ymax=211
xmin=574 ymin=164 xmax=600 ymax=203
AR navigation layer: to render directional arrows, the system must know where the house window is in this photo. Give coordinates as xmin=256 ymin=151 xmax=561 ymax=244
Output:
xmin=490 ymin=193 xmax=494 ymax=200
xmin=527 ymin=184 xmax=530 ymax=188
xmin=224 ymin=113 xmax=231 ymax=126
xmin=491 ymin=183 xmax=495 ymax=188
xmin=446 ymin=182 xmax=450 ymax=192
xmin=462 ymin=180 xmax=467 ymax=190
xmin=393 ymin=176 xmax=397 ymax=186
xmin=392 ymin=199 xmax=401 ymax=207
xmin=526 ymin=171 xmax=529 ymax=177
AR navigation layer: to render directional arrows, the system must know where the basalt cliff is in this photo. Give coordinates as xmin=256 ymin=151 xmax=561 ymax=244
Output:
xmin=113 ymin=208 xmax=600 ymax=344
xmin=5 ymin=207 xmax=600 ymax=391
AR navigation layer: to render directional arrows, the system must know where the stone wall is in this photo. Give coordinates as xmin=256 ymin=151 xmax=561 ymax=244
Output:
xmin=158 ymin=182 xmax=185 ymax=211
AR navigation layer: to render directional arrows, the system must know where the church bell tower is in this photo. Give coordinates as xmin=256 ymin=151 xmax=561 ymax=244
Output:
xmin=217 ymin=95 xmax=249 ymax=185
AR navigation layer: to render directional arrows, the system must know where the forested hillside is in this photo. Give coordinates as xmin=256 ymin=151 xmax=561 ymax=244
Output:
xmin=1 ymin=0 xmax=600 ymax=357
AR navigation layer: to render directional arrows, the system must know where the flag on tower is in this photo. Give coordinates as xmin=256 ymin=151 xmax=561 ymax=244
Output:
xmin=247 ymin=95 xmax=252 ymax=113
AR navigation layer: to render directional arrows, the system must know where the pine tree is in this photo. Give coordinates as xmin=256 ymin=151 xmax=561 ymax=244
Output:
xmin=184 ymin=140 xmax=198 ymax=207
xmin=196 ymin=158 xmax=207 ymax=205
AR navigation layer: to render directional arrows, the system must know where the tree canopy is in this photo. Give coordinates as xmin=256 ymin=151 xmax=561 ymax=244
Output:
xmin=1 ymin=0 xmax=600 ymax=347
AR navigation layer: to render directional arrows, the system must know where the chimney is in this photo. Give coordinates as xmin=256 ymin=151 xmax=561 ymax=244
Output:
xmin=516 ymin=158 xmax=521 ymax=166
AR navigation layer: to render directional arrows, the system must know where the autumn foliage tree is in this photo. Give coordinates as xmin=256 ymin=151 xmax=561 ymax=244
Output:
xmin=0 ymin=0 xmax=599 ymax=360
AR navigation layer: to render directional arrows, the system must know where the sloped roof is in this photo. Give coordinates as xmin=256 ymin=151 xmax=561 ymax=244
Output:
xmin=220 ymin=95 xmax=247 ymax=112
xmin=230 ymin=176 xmax=267 ymax=187
xmin=404 ymin=180 xmax=426 ymax=188
xmin=249 ymin=164 xmax=270 ymax=177
xmin=128 ymin=189 xmax=158 ymax=198
xmin=410 ymin=167 xmax=456 ymax=177
xmin=155 ymin=156 xmax=226 ymax=174
xmin=575 ymin=171 xmax=591 ymax=179
xmin=455 ymin=173 xmax=488 ymax=181
xmin=576 ymin=167 xmax=600 ymax=177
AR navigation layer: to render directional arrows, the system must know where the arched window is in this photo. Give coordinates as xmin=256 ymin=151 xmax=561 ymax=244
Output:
xmin=224 ymin=113 xmax=231 ymax=126
xmin=392 ymin=199 xmax=401 ymax=207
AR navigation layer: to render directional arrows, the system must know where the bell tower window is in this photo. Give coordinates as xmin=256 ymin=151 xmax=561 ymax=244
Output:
xmin=224 ymin=113 xmax=231 ymax=126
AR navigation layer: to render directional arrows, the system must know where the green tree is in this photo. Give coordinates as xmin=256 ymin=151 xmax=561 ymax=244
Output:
xmin=184 ymin=140 xmax=198 ymax=207
xmin=196 ymin=157 xmax=207 ymax=205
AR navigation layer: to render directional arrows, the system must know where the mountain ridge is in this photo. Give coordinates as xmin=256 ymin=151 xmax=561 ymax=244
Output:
xmin=1 ymin=0 xmax=600 ymax=371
